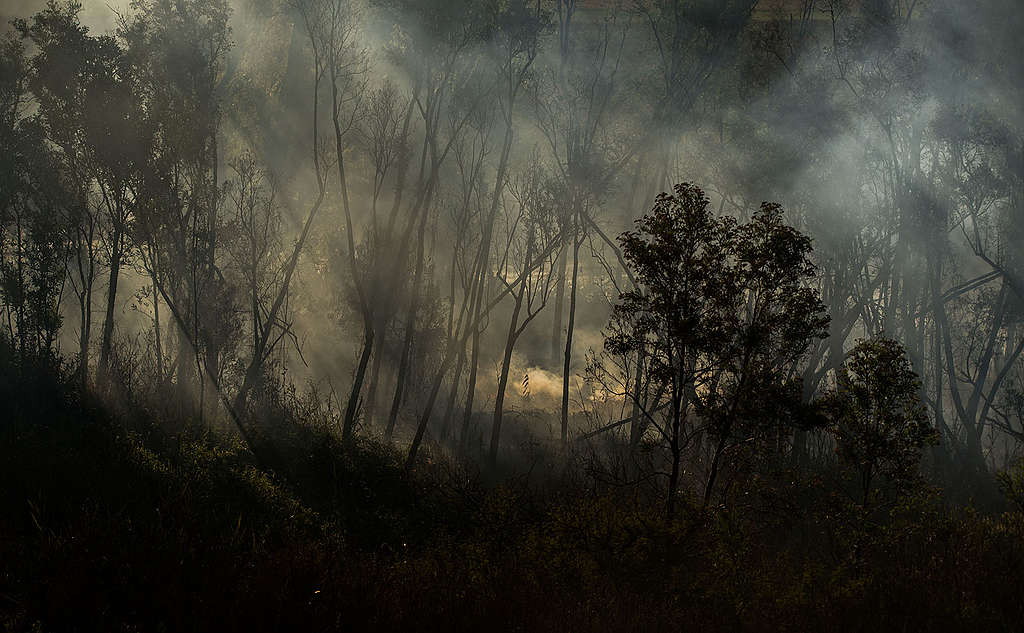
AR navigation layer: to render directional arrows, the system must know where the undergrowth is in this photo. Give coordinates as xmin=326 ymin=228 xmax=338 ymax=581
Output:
xmin=1 ymin=359 xmax=1022 ymax=632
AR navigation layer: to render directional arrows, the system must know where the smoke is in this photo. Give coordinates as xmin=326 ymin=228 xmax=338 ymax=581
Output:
xmin=2 ymin=0 xmax=126 ymax=32
xmin=6 ymin=0 xmax=1023 ymax=458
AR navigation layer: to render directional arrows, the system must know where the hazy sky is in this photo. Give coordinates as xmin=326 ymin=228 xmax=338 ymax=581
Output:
xmin=3 ymin=1 xmax=129 ymax=34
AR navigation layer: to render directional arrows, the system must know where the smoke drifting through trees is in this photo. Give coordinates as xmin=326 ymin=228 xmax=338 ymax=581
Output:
xmin=3 ymin=0 xmax=1024 ymax=495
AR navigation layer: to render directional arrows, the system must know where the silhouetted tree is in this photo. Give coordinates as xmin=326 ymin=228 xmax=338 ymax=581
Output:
xmin=591 ymin=183 xmax=828 ymax=517
xmin=121 ymin=0 xmax=236 ymax=422
xmin=827 ymin=336 xmax=937 ymax=508
xmin=0 ymin=30 xmax=69 ymax=372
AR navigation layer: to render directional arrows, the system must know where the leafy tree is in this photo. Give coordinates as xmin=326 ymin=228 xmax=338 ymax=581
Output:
xmin=591 ymin=183 xmax=828 ymax=517
xmin=15 ymin=1 xmax=144 ymax=384
xmin=120 ymin=0 xmax=233 ymax=412
xmin=827 ymin=336 xmax=937 ymax=508
xmin=0 ymin=31 xmax=70 ymax=371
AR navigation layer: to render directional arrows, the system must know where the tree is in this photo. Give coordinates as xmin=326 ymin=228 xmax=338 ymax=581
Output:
xmin=827 ymin=336 xmax=937 ymax=508
xmin=0 ymin=31 xmax=69 ymax=372
xmin=488 ymin=162 xmax=559 ymax=466
xmin=590 ymin=183 xmax=828 ymax=518
xmin=314 ymin=0 xmax=372 ymax=446
xmin=14 ymin=2 xmax=144 ymax=385
xmin=224 ymin=153 xmax=292 ymax=410
xmin=533 ymin=5 xmax=632 ymax=446
xmin=699 ymin=196 xmax=831 ymax=508
xmin=121 ymin=0 xmax=235 ymax=422
xmin=403 ymin=0 xmax=549 ymax=469
xmin=313 ymin=0 xmax=487 ymax=446
xmin=443 ymin=0 xmax=547 ymax=449
xmin=358 ymin=79 xmax=411 ymax=429
xmin=629 ymin=0 xmax=757 ymax=200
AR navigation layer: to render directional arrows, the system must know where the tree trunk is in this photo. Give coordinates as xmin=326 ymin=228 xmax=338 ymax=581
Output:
xmin=342 ymin=328 xmax=374 ymax=446
xmin=560 ymin=218 xmax=582 ymax=446
xmin=629 ymin=347 xmax=645 ymax=448
xmin=490 ymin=288 xmax=525 ymax=467
xmin=666 ymin=389 xmax=682 ymax=520
xmin=459 ymin=311 xmax=483 ymax=455
xmin=666 ymin=439 xmax=681 ymax=520
xmin=333 ymin=62 xmax=373 ymax=446
xmin=364 ymin=327 xmax=385 ymax=428
xmin=385 ymin=319 xmax=414 ymax=441
xmin=408 ymin=255 xmax=539 ymax=471
xmin=440 ymin=346 xmax=466 ymax=444
xmin=152 ymin=279 xmax=163 ymax=384
xmin=78 ymin=297 xmax=90 ymax=385
xmin=457 ymin=115 xmax=516 ymax=453
xmin=404 ymin=354 xmax=449 ymax=473
xmin=77 ymin=266 xmax=93 ymax=387
xmin=703 ymin=432 xmax=730 ymax=511
xmin=99 ymin=238 xmax=123 ymax=375
xmin=550 ymin=242 xmax=567 ymax=367
xmin=386 ymin=192 xmax=432 ymax=441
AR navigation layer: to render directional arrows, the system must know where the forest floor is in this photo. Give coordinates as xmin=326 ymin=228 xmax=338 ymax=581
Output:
xmin=2 ymin=361 xmax=1023 ymax=633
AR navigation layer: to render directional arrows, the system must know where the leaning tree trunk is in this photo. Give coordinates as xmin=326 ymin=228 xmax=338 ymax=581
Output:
xmin=385 ymin=289 xmax=420 ymax=442
xmin=490 ymin=286 xmax=526 ymax=467
xmin=342 ymin=328 xmax=374 ymax=445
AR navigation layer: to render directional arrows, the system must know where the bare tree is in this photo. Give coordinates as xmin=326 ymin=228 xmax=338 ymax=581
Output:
xmin=534 ymin=9 xmax=630 ymax=445
xmin=488 ymin=163 xmax=559 ymax=466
